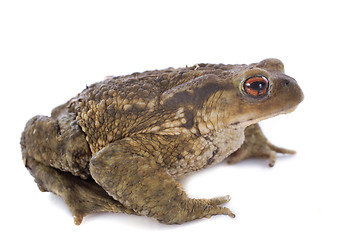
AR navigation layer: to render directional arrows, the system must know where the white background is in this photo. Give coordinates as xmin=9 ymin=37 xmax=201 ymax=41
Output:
xmin=1 ymin=0 xmax=360 ymax=239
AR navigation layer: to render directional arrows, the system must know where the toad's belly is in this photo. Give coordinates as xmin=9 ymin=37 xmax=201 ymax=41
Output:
xmin=167 ymin=126 xmax=245 ymax=178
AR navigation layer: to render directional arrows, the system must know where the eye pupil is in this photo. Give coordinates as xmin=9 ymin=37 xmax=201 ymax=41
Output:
xmin=248 ymin=81 xmax=266 ymax=91
xmin=243 ymin=76 xmax=269 ymax=97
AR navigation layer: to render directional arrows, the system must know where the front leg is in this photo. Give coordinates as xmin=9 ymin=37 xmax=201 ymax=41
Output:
xmin=89 ymin=137 xmax=235 ymax=224
xmin=227 ymin=123 xmax=296 ymax=167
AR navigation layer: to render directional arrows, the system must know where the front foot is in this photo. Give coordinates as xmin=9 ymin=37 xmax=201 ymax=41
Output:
xmin=227 ymin=124 xmax=295 ymax=167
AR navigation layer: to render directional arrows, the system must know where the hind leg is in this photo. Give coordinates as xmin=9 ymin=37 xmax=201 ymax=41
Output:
xmin=21 ymin=113 xmax=136 ymax=224
xmin=25 ymin=157 xmax=136 ymax=225
xmin=21 ymin=113 xmax=91 ymax=179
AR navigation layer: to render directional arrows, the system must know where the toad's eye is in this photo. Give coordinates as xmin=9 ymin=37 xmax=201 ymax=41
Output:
xmin=243 ymin=76 xmax=269 ymax=97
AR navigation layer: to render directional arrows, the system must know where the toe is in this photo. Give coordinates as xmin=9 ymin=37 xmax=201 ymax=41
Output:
xmin=268 ymin=142 xmax=296 ymax=154
xmin=73 ymin=214 xmax=84 ymax=225
xmin=208 ymin=195 xmax=231 ymax=206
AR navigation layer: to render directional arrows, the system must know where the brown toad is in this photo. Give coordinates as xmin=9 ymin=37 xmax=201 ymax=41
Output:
xmin=21 ymin=58 xmax=303 ymax=225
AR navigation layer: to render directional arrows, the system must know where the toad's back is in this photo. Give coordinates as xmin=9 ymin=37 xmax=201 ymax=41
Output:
xmin=68 ymin=64 xmax=239 ymax=153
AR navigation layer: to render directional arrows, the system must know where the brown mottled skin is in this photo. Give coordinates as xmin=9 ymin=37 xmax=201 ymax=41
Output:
xmin=21 ymin=59 xmax=303 ymax=225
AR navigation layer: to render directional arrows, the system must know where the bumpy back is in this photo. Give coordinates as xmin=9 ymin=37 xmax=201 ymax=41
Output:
xmin=69 ymin=64 xmax=237 ymax=153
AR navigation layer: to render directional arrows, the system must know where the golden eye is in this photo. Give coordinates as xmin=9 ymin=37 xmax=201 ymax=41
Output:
xmin=243 ymin=76 xmax=269 ymax=97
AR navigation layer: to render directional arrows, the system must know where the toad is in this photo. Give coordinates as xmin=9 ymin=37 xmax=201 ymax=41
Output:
xmin=21 ymin=58 xmax=303 ymax=225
